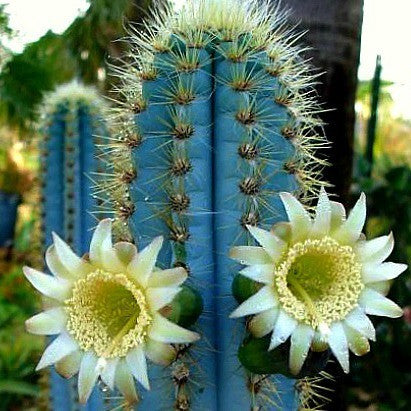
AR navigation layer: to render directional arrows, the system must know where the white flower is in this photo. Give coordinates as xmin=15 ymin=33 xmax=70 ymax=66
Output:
xmin=24 ymin=219 xmax=199 ymax=404
xmin=230 ymin=188 xmax=406 ymax=375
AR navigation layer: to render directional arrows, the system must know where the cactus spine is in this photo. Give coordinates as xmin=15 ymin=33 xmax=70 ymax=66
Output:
xmin=39 ymin=82 xmax=108 ymax=411
xmin=102 ymin=1 xmax=328 ymax=409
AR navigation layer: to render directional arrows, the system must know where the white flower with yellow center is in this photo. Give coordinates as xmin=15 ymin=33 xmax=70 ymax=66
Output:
xmin=230 ymin=189 xmax=406 ymax=375
xmin=24 ymin=219 xmax=199 ymax=404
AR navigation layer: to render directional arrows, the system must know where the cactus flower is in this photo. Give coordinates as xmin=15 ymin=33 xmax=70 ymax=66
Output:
xmin=230 ymin=189 xmax=406 ymax=375
xmin=24 ymin=219 xmax=199 ymax=404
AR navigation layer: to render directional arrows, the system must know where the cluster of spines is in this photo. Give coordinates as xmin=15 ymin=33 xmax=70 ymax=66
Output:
xmin=98 ymin=1 xmax=330 ymax=409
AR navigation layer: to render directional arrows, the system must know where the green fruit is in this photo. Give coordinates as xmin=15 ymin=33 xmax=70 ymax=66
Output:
xmin=238 ymin=335 xmax=330 ymax=378
xmin=232 ymin=274 xmax=263 ymax=304
xmin=164 ymin=285 xmax=203 ymax=328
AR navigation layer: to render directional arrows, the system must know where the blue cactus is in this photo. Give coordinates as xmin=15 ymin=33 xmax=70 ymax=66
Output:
xmin=100 ymin=1 xmax=329 ymax=409
xmin=39 ymin=82 xmax=108 ymax=411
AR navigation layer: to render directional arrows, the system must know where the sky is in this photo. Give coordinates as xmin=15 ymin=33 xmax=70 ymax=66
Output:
xmin=2 ymin=0 xmax=411 ymax=116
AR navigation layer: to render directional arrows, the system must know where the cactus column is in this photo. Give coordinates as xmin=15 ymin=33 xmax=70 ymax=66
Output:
xmin=39 ymin=82 xmax=107 ymax=411
xmin=103 ymin=1 xmax=328 ymax=409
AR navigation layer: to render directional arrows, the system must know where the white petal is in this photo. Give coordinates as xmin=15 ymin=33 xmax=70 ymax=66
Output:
xmin=356 ymin=233 xmax=394 ymax=264
xmin=114 ymin=242 xmax=137 ymax=266
xmin=249 ymin=308 xmax=278 ymax=338
xmin=269 ymin=310 xmax=298 ymax=350
xmin=23 ymin=266 xmax=71 ymax=302
xmin=330 ymin=201 xmax=346 ymax=231
xmin=78 ymin=351 xmax=100 ymax=404
xmin=270 ymin=222 xmax=292 ymax=243
xmin=333 ymin=193 xmax=366 ymax=244
xmin=100 ymin=358 xmax=118 ymax=390
xmin=289 ymin=324 xmax=314 ymax=375
xmin=229 ymin=246 xmax=272 ymax=265
xmin=230 ymin=286 xmax=277 ymax=318
xmin=367 ymin=280 xmax=391 ymax=296
xmin=328 ymin=322 xmax=350 ymax=373
xmin=46 ymin=245 xmax=74 ymax=280
xmin=359 ymin=288 xmax=403 ymax=318
xmin=126 ymin=346 xmax=150 ymax=390
xmin=55 ymin=351 xmax=82 ymax=378
xmin=36 ymin=333 xmax=78 ymax=371
xmin=311 ymin=187 xmax=331 ymax=237
xmin=148 ymin=267 xmax=187 ymax=288
xmin=239 ymin=264 xmax=275 ymax=284
xmin=26 ymin=307 xmax=67 ymax=335
xmin=342 ymin=324 xmax=370 ymax=356
xmin=279 ymin=192 xmax=312 ymax=242
xmin=149 ymin=314 xmax=200 ymax=344
xmin=128 ymin=237 xmax=163 ymax=287
xmin=115 ymin=359 xmax=139 ymax=404
xmin=344 ymin=307 xmax=376 ymax=341
xmin=52 ymin=232 xmax=91 ymax=275
xmin=146 ymin=287 xmax=181 ymax=311
xmin=247 ymin=225 xmax=286 ymax=261
xmin=145 ymin=338 xmax=176 ymax=366
xmin=362 ymin=262 xmax=407 ymax=283
xmin=89 ymin=218 xmax=111 ymax=264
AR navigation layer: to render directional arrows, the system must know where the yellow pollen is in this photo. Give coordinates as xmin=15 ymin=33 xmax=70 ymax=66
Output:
xmin=65 ymin=269 xmax=152 ymax=358
xmin=274 ymin=237 xmax=363 ymax=328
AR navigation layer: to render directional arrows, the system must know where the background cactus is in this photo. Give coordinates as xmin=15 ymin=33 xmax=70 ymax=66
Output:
xmin=39 ymin=82 xmax=108 ymax=410
xmin=100 ymin=0 xmax=329 ymax=409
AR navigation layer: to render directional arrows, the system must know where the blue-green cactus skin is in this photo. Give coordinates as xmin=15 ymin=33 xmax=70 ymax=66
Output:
xmin=40 ymin=95 xmax=106 ymax=411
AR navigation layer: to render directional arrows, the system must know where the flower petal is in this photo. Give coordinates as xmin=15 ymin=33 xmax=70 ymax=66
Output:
xmin=279 ymin=192 xmax=312 ymax=242
xmin=100 ymin=358 xmax=118 ymax=390
xmin=52 ymin=232 xmax=91 ymax=275
xmin=289 ymin=324 xmax=314 ymax=375
xmin=269 ymin=310 xmax=298 ymax=350
xmin=333 ymin=193 xmax=366 ymax=244
xmin=249 ymin=308 xmax=278 ymax=338
xmin=145 ymin=338 xmax=176 ymax=366
xmin=366 ymin=280 xmax=391 ymax=296
xmin=36 ymin=333 xmax=78 ymax=371
xmin=330 ymin=201 xmax=346 ymax=231
xmin=230 ymin=286 xmax=278 ymax=318
xmin=239 ymin=264 xmax=275 ymax=284
xmin=128 ymin=237 xmax=163 ymax=287
xmin=148 ymin=267 xmax=187 ymax=288
xmin=229 ymin=246 xmax=272 ymax=265
xmin=55 ymin=351 xmax=82 ymax=379
xmin=270 ymin=222 xmax=292 ymax=243
xmin=89 ymin=218 xmax=111 ymax=264
xmin=115 ymin=359 xmax=139 ymax=404
xmin=114 ymin=242 xmax=137 ymax=266
xmin=356 ymin=233 xmax=394 ymax=264
xmin=247 ymin=225 xmax=286 ymax=261
xmin=359 ymin=288 xmax=403 ymax=318
xmin=362 ymin=262 xmax=407 ymax=283
xmin=26 ymin=307 xmax=67 ymax=335
xmin=146 ymin=287 xmax=182 ymax=311
xmin=344 ymin=307 xmax=376 ymax=341
xmin=149 ymin=314 xmax=200 ymax=344
xmin=78 ymin=351 xmax=100 ymax=404
xmin=328 ymin=322 xmax=350 ymax=373
xmin=342 ymin=324 xmax=370 ymax=356
xmin=45 ymin=245 xmax=73 ymax=280
xmin=311 ymin=187 xmax=331 ymax=237
xmin=23 ymin=266 xmax=71 ymax=302
xmin=126 ymin=346 xmax=150 ymax=390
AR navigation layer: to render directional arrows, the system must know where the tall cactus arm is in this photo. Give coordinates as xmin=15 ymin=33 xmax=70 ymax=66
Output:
xmin=100 ymin=1 xmax=329 ymax=409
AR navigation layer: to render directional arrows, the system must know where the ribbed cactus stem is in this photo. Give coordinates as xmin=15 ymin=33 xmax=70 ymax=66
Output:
xmin=102 ymin=1 xmax=329 ymax=409
xmin=39 ymin=81 xmax=108 ymax=410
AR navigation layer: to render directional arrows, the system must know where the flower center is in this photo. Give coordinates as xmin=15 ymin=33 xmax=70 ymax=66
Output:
xmin=65 ymin=270 xmax=152 ymax=358
xmin=274 ymin=237 xmax=363 ymax=329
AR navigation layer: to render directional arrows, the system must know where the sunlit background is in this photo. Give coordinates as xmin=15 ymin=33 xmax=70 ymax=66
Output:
xmin=0 ymin=1 xmax=409 ymax=410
